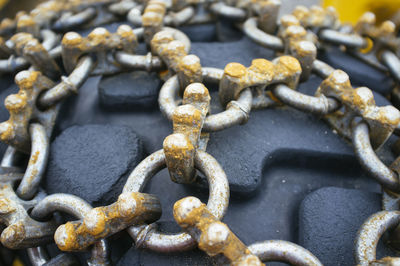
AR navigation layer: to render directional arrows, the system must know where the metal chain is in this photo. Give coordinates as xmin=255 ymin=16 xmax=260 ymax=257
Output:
xmin=0 ymin=0 xmax=400 ymax=265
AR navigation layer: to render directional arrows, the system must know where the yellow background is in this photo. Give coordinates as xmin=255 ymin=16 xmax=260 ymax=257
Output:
xmin=0 ymin=0 xmax=8 ymax=10
xmin=323 ymin=0 xmax=400 ymax=24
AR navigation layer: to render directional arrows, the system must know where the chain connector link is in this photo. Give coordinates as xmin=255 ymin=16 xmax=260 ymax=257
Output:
xmin=164 ymin=83 xmax=210 ymax=184
xmin=54 ymin=192 xmax=161 ymax=251
xmin=219 ymin=56 xmax=301 ymax=107
xmin=174 ymin=196 xmax=264 ymax=265
xmin=317 ymin=70 xmax=400 ymax=149
xmin=62 ymin=24 xmax=138 ymax=73
xmin=143 ymin=0 xmax=166 ymax=45
xmin=151 ymin=29 xmax=197 ymax=90
xmin=0 ymin=71 xmax=56 ymax=153
xmin=0 ymin=170 xmax=57 ymax=249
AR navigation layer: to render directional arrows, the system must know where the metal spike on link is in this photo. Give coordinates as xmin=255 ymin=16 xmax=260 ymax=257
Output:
xmin=142 ymin=0 xmax=166 ymax=45
xmin=164 ymin=83 xmax=210 ymax=184
xmin=61 ymin=25 xmax=138 ymax=74
xmin=0 ymin=70 xmax=55 ymax=153
xmin=317 ymin=70 xmax=400 ymax=149
xmin=54 ymin=192 xmax=161 ymax=251
xmin=219 ymin=56 xmax=301 ymax=107
xmin=173 ymin=196 xmax=265 ymax=265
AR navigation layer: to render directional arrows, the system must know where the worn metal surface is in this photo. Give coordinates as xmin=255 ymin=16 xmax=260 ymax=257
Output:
xmin=0 ymin=170 xmax=56 ymax=249
xmin=38 ymin=56 xmax=94 ymax=109
xmin=0 ymin=70 xmax=56 ymax=153
xmin=273 ymin=84 xmax=339 ymax=115
xmin=123 ymin=149 xmax=229 ymax=252
xmin=61 ymin=25 xmax=137 ymax=74
xmin=174 ymin=196 xmax=264 ymax=265
xmin=317 ymin=70 xmax=400 ymax=150
xmin=159 ymin=67 xmax=253 ymax=132
xmin=30 ymin=193 xmax=110 ymax=265
xmin=54 ymin=192 xmax=161 ymax=251
xmin=164 ymin=82 xmax=210 ymax=184
xmin=218 ymin=56 xmax=301 ymax=107
xmin=16 ymin=123 xmax=49 ymax=200
xmin=355 ymin=211 xmax=400 ymax=266
xmin=353 ymin=122 xmax=400 ymax=192
xmin=248 ymin=240 xmax=323 ymax=265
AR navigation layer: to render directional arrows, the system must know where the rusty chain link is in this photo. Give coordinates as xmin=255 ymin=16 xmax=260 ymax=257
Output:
xmin=1 ymin=0 xmax=400 ymax=265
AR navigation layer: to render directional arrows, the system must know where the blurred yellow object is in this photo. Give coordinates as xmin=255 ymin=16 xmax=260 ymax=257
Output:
xmin=323 ymin=0 xmax=400 ymax=24
xmin=12 ymin=258 xmax=24 ymax=266
xmin=0 ymin=0 xmax=8 ymax=10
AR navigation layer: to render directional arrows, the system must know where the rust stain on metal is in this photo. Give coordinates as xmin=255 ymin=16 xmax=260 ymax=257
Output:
xmin=219 ymin=56 xmax=301 ymax=107
xmin=55 ymin=192 xmax=161 ymax=251
xmin=174 ymin=197 xmax=264 ymax=265
xmin=0 ymin=71 xmax=54 ymax=153
xmin=164 ymin=83 xmax=210 ymax=184
xmin=62 ymin=25 xmax=138 ymax=73
xmin=317 ymin=70 xmax=400 ymax=149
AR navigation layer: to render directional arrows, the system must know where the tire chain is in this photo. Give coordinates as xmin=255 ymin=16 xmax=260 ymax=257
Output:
xmin=0 ymin=0 xmax=399 ymax=265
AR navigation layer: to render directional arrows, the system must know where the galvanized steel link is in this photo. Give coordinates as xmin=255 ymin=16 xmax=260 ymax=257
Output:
xmin=123 ymin=149 xmax=229 ymax=252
